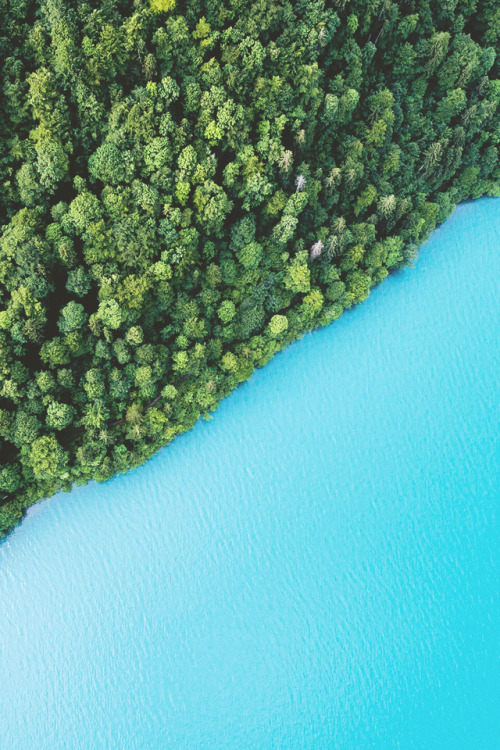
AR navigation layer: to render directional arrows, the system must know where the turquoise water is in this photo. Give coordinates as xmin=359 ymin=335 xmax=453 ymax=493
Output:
xmin=0 ymin=199 xmax=499 ymax=749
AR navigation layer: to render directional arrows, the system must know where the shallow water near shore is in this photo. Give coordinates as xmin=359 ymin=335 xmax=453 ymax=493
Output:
xmin=1 ymin=198 xmax=499 ymax=749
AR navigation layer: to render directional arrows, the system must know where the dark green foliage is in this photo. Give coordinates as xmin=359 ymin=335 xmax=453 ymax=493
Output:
xmin=1 ymin=0 xmax=499 ymax=537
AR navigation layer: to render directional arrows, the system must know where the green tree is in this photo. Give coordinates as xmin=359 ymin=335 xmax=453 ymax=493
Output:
xmin=217 ymin=300 xmax=236 ymax=323
xmin=29 ymin=436 xmax=68 ymax=481
xmin=58 ymin=301 xmax=87 ymax=333
xmin=268 ymin=315 xmax=288 ymax=336
xmin=46 ymin=401 xmax=74 ymax=430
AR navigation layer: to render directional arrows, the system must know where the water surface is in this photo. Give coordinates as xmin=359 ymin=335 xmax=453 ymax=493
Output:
xmin=0 ymin=199 xmax=499 ymax=749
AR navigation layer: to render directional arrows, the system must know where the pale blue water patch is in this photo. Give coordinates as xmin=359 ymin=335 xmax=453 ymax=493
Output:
xmin=0 ymin=198 xmax=499 ymax=750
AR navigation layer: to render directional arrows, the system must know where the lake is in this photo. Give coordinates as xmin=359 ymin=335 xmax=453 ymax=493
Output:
xmin=0 ymin=198 xmax=499 ymax=749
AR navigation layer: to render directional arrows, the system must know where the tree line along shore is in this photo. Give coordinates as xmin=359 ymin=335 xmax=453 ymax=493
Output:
xmin=0 ymin=0 xmax=499 ymax=536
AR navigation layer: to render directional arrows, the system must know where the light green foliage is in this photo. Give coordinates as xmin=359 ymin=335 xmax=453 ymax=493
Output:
xmin=217 ymin=300 xmax=236 ymax=323
xmin=95 ymin=300 xmax=124 ymax=330
xmin=150 ymin=0 xmax=175 ymax=13
xmin=126 ymin=326 xmax=144 ymax=346
xmin=220 ymin=352 xmax=238 ymax=373
xmin=284 ymin=254 xmax=311 ymax=294
xmin=268 ymin=315 xmax=288 ymax=336
xmin=436 ymin=89 xmax=467 ymax=124
xmin=162 ymin=384 xmax=177 ymax=400
xmin=0 ymin=0 xmax=498 ymax=538
xmin=66 ymin=267 xmax=91 ymax=297
xmin=89 ymin=143 xmax=127 ymax=185
xmin=303 ymin=289 xmax=324 ymax=314
xmin=354 ymin=185 xmax=377 ymax=217
xmin=59 ymin=302 xmax=87 ymax=333
xmin=29 ymin=436 xmax=68 ymax=481
xmin=346 ymin=271 xmax=371 ymax=303
xmin=237 ymin=242 xmax=263 ymax=270
xmin=46 ymin=401 xmax=74 ymax=430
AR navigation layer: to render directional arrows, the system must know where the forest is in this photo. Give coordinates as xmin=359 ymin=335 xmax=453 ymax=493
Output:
xmin=0 ymin=0 xmax=499 ymax=537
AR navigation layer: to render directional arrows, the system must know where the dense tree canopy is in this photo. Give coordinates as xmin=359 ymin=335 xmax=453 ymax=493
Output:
xmin=1 ymin=0 xmax=499 ymax=537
